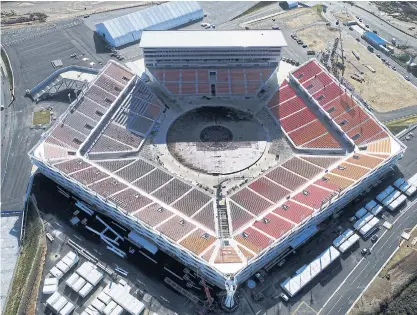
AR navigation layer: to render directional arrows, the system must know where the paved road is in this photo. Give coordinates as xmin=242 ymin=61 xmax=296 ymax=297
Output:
xmin=318 ymin=197 xmax=417 ymax=315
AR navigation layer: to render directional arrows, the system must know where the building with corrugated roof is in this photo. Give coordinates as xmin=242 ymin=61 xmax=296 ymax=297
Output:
xmin=95 ymin=1 xmax=204 ymax=47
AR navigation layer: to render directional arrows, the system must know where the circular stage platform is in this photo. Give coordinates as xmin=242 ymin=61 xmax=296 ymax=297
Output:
xmin=166 ymin=107 xmax=267 ymax=175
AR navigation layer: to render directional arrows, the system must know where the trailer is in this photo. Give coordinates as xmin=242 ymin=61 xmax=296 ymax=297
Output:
xmin=394 ymin=178 xmax=417 ymax=197
xmin=338 ymin=233 xmax=360 ymax=253
xmin=333 ymin=229 xmax=354 ymax=248
xmin=281 ymin=246 xmax=340 ymax=297
xmin=359 ymin=217 xmax=380 ymax=238
xmin=354 ymin=212 xmax=373 ymax=230
xmin=365 ymin=200 xmax=384 ymax=216
xmin=355 ymin=208 xmax=368 ymax=219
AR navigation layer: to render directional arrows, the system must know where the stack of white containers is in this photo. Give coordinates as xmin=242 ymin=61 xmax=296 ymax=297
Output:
xmin=65 ymin=261 xmax=103 ymax=297
xmin=49 ymin=251 xmax=79 ymax=279
xmin=42 ymin=277 xmax=59 ymax=295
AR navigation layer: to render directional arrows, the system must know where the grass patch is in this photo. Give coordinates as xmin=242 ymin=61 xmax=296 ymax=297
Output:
xmin=3 ymin=201 xmax=43 ymax=315
xmin=387 ymin=125 xmax=408 ymax=135
xmin=1 ymin=46 xmax=14 ymax=90
xmin=385 ymin=114 xmax=417 ymax=134
xmin=231 ymin=1 xmax=277 ymax=21
xmin=313 ymin=4 xmax=323 ymax=15
xmin=32 ymin=110 xmax=51 ymax=125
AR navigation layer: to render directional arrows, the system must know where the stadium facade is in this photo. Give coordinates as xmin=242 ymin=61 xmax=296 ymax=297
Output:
xmin=29 ymin=30 xmax=405 ymax=309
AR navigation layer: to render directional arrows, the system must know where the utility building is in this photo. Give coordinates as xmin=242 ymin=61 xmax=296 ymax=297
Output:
xmin=95 ymin=1 xmax=204 ymax=47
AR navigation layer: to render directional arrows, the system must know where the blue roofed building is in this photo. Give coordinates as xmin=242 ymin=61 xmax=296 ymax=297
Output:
xmin=361 ymin=31 xmax=387 ymax=48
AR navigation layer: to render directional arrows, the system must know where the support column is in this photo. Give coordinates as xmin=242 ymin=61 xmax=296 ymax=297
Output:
xmin=222 ymin=277 xmax=238 ymax=312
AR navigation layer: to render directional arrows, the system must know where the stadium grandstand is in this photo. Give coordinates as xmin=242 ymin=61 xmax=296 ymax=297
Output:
xmin=29 ymin=30 xmax=405 ymax=310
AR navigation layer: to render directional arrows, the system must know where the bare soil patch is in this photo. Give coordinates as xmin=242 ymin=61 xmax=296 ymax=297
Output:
xmin=296 ymin=24 xmax=338 ymax=52
xmin=285 ymin=9 xmax=323 ymax=29
xmin=340 ymin=36 xmax=417 ymax=112
xmin=333 ymin=11 xmax=353 ymax=23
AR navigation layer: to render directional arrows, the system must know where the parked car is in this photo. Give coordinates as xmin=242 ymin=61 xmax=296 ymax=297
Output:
xmin=211 ymin=24 xmax=216 ymax=28
xmin=392 ymin=66 xmax=396 ymax=71
xmin=272 ymin=26 xmax=280 ymax=30
xmin=356 ymin=38 xmax=360 ymax=42
xmin=70 ymin=53 xmax=77 ymax=58
xmin=302 ymin=44 xmax=308 ymax=48
xmin=279 ymin=293 xmax=289 ymax=302
xmin=349 ymin=27 xmax=353 ymax=31
xmin=373 ymin=30 xmax=378 ymax=34
xmin=376 ymin=53 xmax=381 ymax=58
xmin=46 ymin=233 xmax=55 ymax=242
xmin=255 ymin=272 xmax=265 ymax=283
xmin=365 ymin=24 xmax=369 ymax=28
xmin=361 ymin=248 xmax=371 ymax=256
xmin=405 ymin=75 xmax=410 ymax=81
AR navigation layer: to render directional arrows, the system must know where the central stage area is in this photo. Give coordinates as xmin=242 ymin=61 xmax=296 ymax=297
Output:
xmin=166 ymin=106 xmax=268 ymax=175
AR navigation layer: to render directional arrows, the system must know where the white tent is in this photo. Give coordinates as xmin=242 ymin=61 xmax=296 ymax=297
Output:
xmin=95 ymin=1 xmax=204 ymax=47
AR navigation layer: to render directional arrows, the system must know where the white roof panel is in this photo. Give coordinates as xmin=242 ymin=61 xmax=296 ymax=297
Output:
xmin=97 ymin=1 xmax=203 ymax=44
xmin=139 ymin=30 xmax=288 ymax=48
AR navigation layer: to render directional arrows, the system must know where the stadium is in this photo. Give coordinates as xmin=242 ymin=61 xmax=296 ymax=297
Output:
xmin=29 ymin=30 xmax=405 ymax=310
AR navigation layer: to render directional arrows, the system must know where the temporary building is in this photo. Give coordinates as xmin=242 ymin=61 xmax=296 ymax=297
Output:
xmin=59 ymin=302 xmax=75 ymax=315
xmin=79 ymin=283 xmax=94 ymax=298
xmin=281 ymin=246 xmax=340 ymax=297
xmin=103 ymin=301 xmax=118 ymax=315
xmin=95 ymin=1 xmax=204 ymax=47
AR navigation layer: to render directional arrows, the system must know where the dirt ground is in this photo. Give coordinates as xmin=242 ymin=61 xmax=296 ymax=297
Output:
xmin=350 ymin=225 xmax=417 ymax=315
xmin=1 ymin=1 xmax=150 ymax=26
xmin=340 ymin=36 xmax=417 ymax=112
xmin=285 ymin=9 xmax=323 ymax=29
xmin=296 ymin=24 xmax=339 ymax=52
xmin=333 ymin=11 xmax=353 ymax=23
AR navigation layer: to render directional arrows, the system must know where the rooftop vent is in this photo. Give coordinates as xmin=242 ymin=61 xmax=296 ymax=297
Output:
xmin=73 ymin=138 xmax=82 ymax=145
xmin=339 ymin=120 xmax=348 ymax=126
xmin=306 ymin=84 xmax=313 ymax=90
xmin=303 ymin=190 xmax=309 ymax=196
xmin=353 ymin=155 xmax=360 ymax=160
xmin=94 ymin=170 xmax=101 ymax=175
xmin=282 ymin=204 xmax=289 ymax=210
xmin=104 ymin=97 xmax=112 ymax=104
xmin=337 ymin=166 xmax=345 ymax=170
xmin=157 ymin=207 xmax=163 ymax=213
xmin=122 ymin=76 xmax=129 ymax=82
xmin=114 ymin=86 xmax=121 ymax=92
xmin=202 ymin=233 xmax=210 ymax=240
xmin=322 ymin=177 xmax=329 ymax=181
xmin=135 ymin=194 xmax=141 ymax=198
xmin=95 ymin=110 xmax=103 ymax=116
xmin=262 ymin=218 xmax=270 ymax=224
xmin=352 ymin=133 xmax=361 ymax=140
xmin=317 ymin=95 xmax=325 ymax=101
xmin=223 ymin=240 xmax=230 ymax=246
xmin=179 ymin=219 xmax=185 ymax=226
xmin=327 ymin=107 xmax=336 ymax=114
xmin=242 ymin=232 xmax=249 ymax=239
